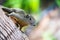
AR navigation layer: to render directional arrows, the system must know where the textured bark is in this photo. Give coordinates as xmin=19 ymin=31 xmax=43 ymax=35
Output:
xmin=0 ymin=7 xmax=29 ymax=40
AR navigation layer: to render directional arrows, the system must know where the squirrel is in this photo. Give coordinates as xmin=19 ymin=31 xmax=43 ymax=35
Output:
xmin=2 ymin=7 xmax=36 ymax=30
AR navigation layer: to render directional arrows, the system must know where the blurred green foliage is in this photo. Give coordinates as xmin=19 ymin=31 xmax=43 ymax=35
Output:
xmin=56 ymin=0 xmax=60 ymax=7
xmin=3 ymin=0 xmax=40 ymax=22
xmin=3 ymin=0 xmax=60 ymax=22
xmin=3 ymin=0 xmax=39 ymax=14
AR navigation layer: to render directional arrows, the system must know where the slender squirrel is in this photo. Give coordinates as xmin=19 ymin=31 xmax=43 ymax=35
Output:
xmin=2 ymin=7 xmax=36 ymax=30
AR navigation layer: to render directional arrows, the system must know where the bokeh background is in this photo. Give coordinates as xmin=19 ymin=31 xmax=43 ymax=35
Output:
xmin=0 ymin=0 xmax=60 ymax=23
xmin=0 ymin=0 xmax=60 ymax=40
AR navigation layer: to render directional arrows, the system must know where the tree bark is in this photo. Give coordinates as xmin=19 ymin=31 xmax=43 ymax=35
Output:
xmin=0 ymin=7 xmax=29 ymax=40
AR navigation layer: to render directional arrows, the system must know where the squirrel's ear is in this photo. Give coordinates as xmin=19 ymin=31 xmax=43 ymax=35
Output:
xmin=2 ymin=8 xmax=13 ymax=13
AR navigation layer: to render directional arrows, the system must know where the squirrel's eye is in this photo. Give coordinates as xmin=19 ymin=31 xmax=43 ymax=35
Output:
xmin=29 ymin=18 xmax=31 ymax=20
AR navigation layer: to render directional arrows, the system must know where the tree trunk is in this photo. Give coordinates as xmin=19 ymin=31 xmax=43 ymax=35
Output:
xmin=0 ymin=7 xmax=29 ymax=40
